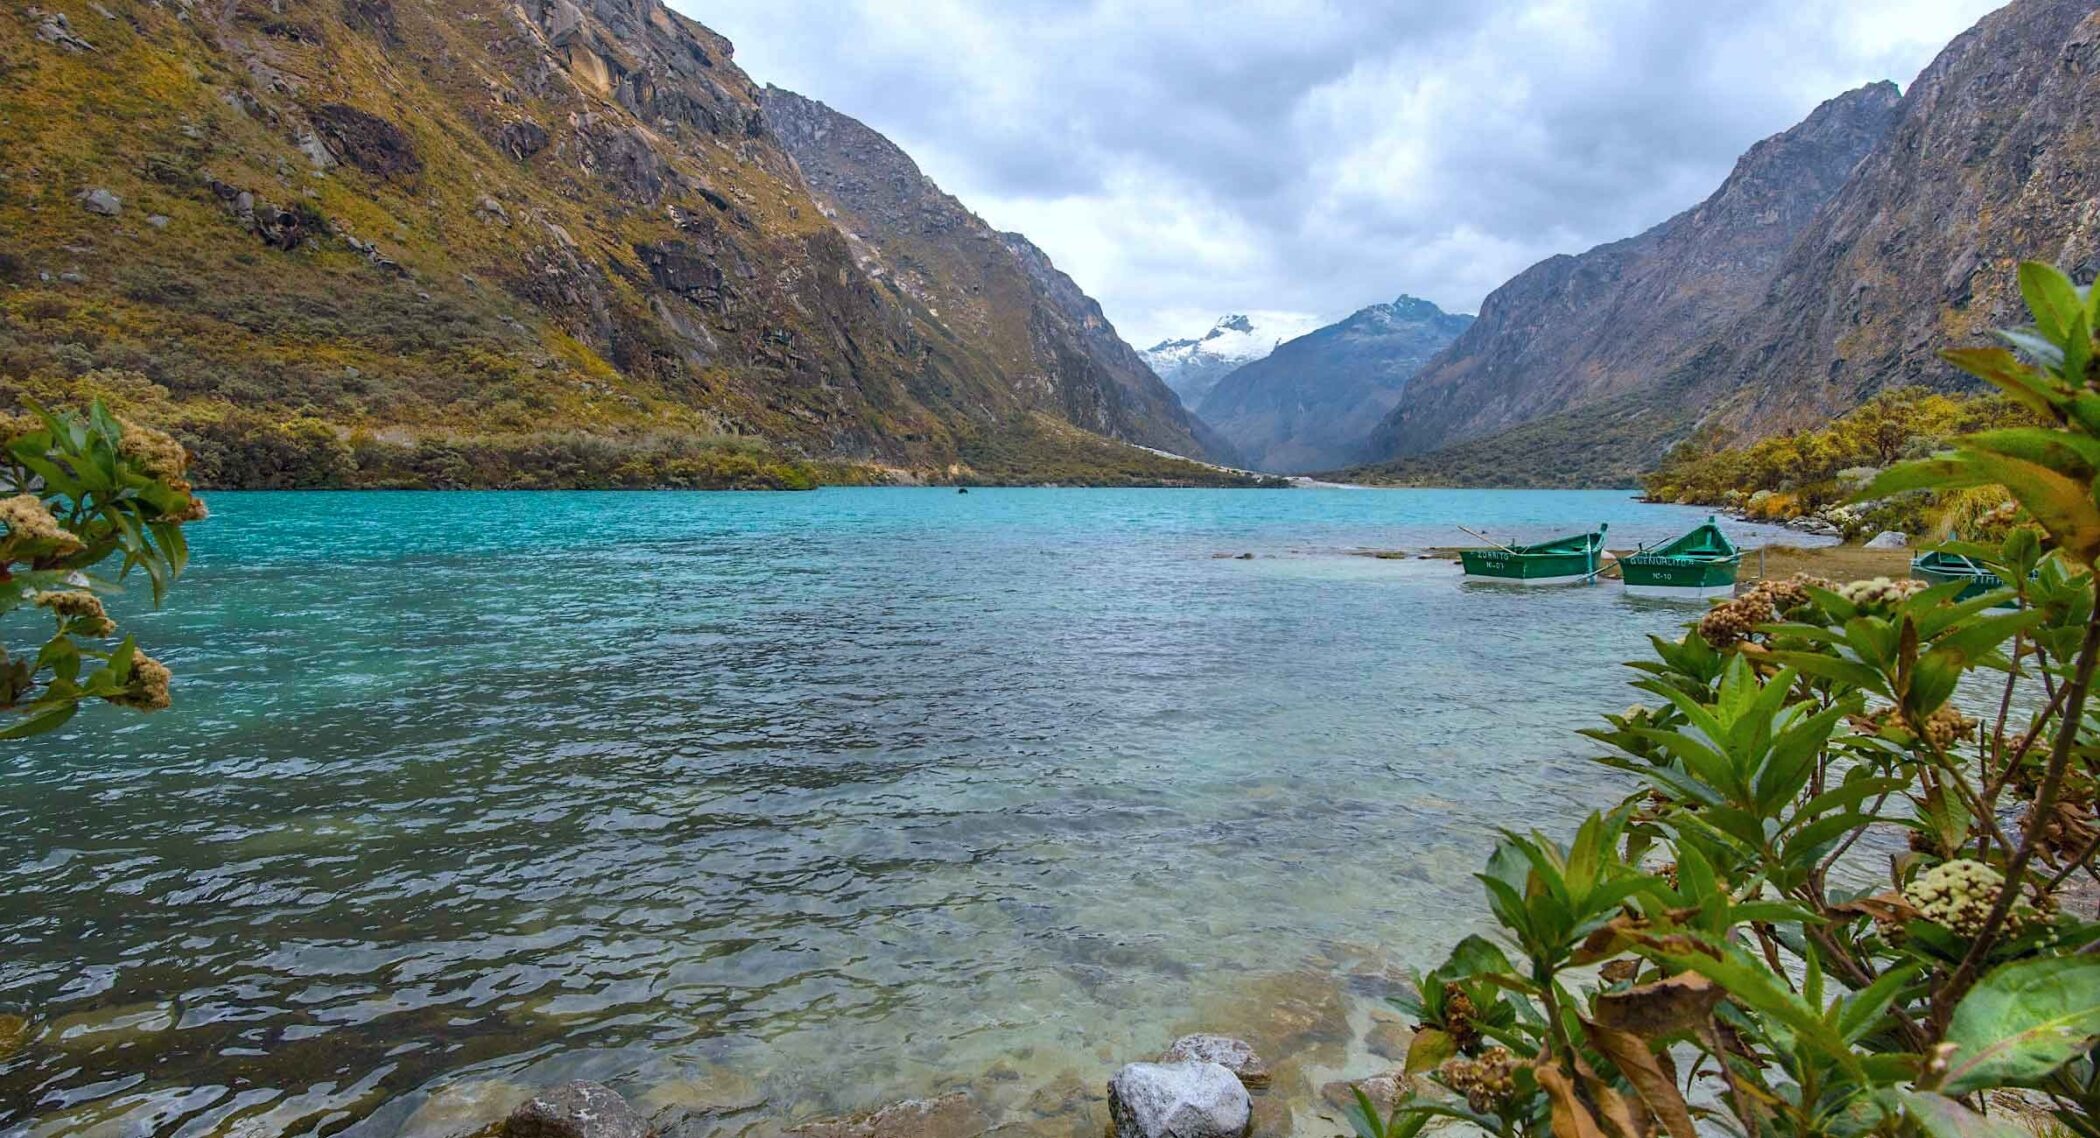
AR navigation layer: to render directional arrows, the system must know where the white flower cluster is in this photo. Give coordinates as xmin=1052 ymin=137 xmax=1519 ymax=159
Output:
xmin=1840 ymin=577 xmax=1927 ymax=612
xmin=1904 ymin=859 xmax=2003 ymax=936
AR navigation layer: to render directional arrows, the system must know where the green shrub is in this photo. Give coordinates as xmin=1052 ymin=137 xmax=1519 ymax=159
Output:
xmin=1643 ymin=389 xmax=2034 ymax=533
xmin=1367 ymin=265 xmax=2100 ymax=1138
xmin=0 ymin=402 xmax=205 ymax=738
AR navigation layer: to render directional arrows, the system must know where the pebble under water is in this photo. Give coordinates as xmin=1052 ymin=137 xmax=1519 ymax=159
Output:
xmin=0 ymin=488 xmax=1810 ymax=1137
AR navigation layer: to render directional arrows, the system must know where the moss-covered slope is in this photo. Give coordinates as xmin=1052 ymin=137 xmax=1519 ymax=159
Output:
xmin=0 ymin=0 xmax=1239 ymax=487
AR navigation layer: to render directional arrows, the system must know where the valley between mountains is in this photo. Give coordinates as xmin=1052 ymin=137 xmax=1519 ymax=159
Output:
xmin=4 ymin=0 xmax=2099 ymax=487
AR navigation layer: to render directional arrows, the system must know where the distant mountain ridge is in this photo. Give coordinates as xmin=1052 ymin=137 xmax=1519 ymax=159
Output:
xmin=1200 ymin=296 xmax=1473 ymax=473
xmin=1141 ymin=312 xmax=1325 ymax=409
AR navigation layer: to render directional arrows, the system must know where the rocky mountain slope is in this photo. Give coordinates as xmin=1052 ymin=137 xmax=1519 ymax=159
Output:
xmin=759 ymin=85 xmax=1220 ymax=464
xmin=1372 ymin=81 xmax=1904 ymax=460
xmin=1714 ymin=0 xmax=2100 ymax=432
xmin=0 ymin=0 xmax=1244 ymax=487
xmin=1198 ymin=297 xmax=1472 ymax=473
xmin=1141 ymin=313 xmax=1324 ymax=409
xmin=1358 ymin=0 xmax=2100 ymax=487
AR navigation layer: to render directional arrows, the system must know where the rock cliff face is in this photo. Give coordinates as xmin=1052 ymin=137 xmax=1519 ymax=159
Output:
xmin=1363 ymin=0 xmax=2100 ymax=485
xmin=0 ymin=0 xmax=1233 ymax=485
xmin=1199 ymin=298 xmax=1472 ymax=473
xmin=1374 ymin=82 xmax=1902 ymax=459
xmin=759 ymin=86 xmax=1217 ymax=461
xmin=1713 ymin=0 xmax=2100 ymax=430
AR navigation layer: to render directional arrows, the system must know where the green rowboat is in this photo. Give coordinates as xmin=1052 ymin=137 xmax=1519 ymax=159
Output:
xmin=1459 ymin=524 xmax=1607 ymax=586
xmin=1621 ymin=516 xmax=1741 ymax=600
xmin=1910 ymin=549 xmax=2009 ymax=603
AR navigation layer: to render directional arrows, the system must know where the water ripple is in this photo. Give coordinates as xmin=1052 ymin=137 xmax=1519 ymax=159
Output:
xmin=1 ymin=489 xmax=1803 ymax=1136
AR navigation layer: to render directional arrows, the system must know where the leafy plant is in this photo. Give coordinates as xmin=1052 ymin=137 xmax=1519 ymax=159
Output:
xmin=0 ymin=400 xmax=205 ymax=738
xmin=1379 ymin=264 xmax=2100 ymax=1137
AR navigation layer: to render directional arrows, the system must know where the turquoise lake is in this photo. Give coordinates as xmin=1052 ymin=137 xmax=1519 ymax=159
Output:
xmin=0 ymin=488 xmax=1808 ymax=1137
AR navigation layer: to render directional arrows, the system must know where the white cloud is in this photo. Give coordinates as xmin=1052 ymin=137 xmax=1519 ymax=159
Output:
xmin=684 ymin=0 xmax=2004 ymax=347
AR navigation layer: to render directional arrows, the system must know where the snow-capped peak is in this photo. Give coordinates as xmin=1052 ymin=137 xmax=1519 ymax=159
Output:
xmin=1142 ymin=311 xmax=1323 ymax=407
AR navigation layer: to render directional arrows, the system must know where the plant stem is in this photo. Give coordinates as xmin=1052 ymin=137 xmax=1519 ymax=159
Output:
xmin=1938 ymin=571 xmax=2100 ymax=1032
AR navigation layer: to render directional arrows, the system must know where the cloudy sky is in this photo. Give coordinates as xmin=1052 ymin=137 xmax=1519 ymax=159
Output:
xmin=682 ymin=0 xmax=2001 ymax=348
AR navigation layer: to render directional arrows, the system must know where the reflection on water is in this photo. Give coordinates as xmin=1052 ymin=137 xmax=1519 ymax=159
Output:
xmin=0 ymin=489 xmax=1805 ymax=1136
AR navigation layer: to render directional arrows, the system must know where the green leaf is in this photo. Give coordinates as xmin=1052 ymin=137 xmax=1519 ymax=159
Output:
xmin=1403 ymin=1027 xmax=1457 ymax=1076
xmin=1966 ymin=427 xmax=2100 ymax=479
xmin=1941 ymin=957 xmax=2100 ymax=1095
xmin=1440 ymin=935 xmax=1515 ymax=980
xmin=1838 ymin=963 xmax=1921 ymax=1043
xmin=1941 ymin=347 xmax=2066 ymax=417
xmin=2020 ymin=262 xmax=2086 ymax=345
xmin=1959 ymin=450 xmax=2100 ymax=565
xmin=1860 ymin=456 xmax=1995 ymax=503
xmin=1888 ymin=1090 xmax=2029 ymax=1138
xmin=2002 ymin=327 xmax=2069 ymax=372
xmin=0 ymin=700 xmax=78 ymax=740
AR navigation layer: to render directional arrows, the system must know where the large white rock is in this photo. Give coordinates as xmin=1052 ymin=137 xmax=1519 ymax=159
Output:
xmin=1158 ymin=1035 xmax=1269 ymax=1090
xmin=1863 ymin=530 xmax=1909 ymax=550
xmin=1786 ymin=516 xmax=1843 ymax=537
xmin=1108 ymin=1061 xmax=1252 ymax=1138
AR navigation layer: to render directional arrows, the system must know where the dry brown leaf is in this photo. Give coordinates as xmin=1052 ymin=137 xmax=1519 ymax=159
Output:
xmin=1584 ymin=1019 xmax=1696 ymax=1138
xmin=1592 ymin=973 xmax=1723 ymax=1038
xmin=1535 ymin=1060 xmax=1610 ymax=1138
xmin=1829 ymin=891 xmax=1921 ymax=924
xmin=1580 ymin=1066 xmax=1652 ymax=1138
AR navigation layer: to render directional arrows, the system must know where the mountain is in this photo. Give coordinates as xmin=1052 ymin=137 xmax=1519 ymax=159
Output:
xmin=1371 ymin=81 xmax=1904 ymax=461
xmin=759 ymin=85 xmax=1220 ymax=463
xmin=1360 ymin=0 xmax=2100 ymax=488
xmin=1712 ymin=0 xmax=2100 ymax=432
xmin=1197 ymin=297 xmax=1473 ymax=473
xmin=0 ymin=0 xmax=1248 ymax=487
xmin=1141 ymin=312 xmax=1325 ymax=408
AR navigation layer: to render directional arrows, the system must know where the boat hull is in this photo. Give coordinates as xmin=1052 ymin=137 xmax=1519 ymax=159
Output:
xmin=1620 ymin=555 xmax=1739 ymax=601
xmin=1460 ymin=549 xmax=1599 ymax=585
xmin=1911 ymin=561 xmax=2008 ymax=605
xmin=1625 ymin=581 xmax=1736 ymax=600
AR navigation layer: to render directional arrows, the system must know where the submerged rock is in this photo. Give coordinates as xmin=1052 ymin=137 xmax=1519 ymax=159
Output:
xmin=0 ymin=1014 xmax=29 ymax=1060
xmin=41 ymin=1000 xmax=174 ymax=1051
xmin=1108 ymin=1061 xmax=1251 ymax=1138
xmin=504 ymin=1081 xmax=648 ymax=1138
xmin=1157 ymin=1036 xmax=1268 ymax=1091
xmin=638 ymin=1067 xmax=766 ymax=1118
xmin=790 ymin=1092 xmax=987 ymax=1138
xmin=398 ymin=1079 xmax=533 ymax=1138
xmin=1317 ymin=1072 xmax=1411 ymax=1120
xmin=1363 ymin=1019 xmax=1411 ymax=1062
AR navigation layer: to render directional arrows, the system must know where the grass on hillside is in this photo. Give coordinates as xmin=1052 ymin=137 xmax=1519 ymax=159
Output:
xmin=1338 ymin=380 xmax=1700 ymax=488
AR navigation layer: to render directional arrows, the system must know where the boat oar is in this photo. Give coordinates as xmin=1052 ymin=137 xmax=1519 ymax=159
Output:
xmin=1457 ymin=525 xmax=1519 ymax=555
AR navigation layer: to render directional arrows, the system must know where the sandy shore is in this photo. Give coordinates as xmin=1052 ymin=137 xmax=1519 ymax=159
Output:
xmin=1384 ymin=542 xmax=1916 ymax=591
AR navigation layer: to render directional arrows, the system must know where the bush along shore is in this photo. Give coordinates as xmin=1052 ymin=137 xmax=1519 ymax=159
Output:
xmin=1642 ymin=386 xmax=2030 ymax=546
